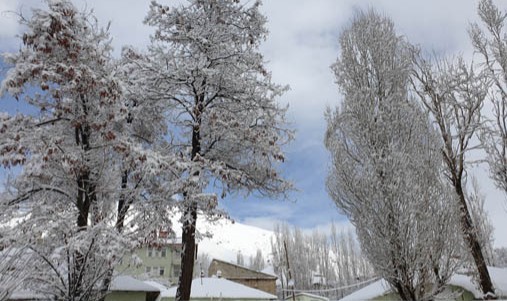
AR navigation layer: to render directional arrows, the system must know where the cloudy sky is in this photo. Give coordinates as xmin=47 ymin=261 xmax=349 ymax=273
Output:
xmin=2 ymin=0 xmax=507 ymax=247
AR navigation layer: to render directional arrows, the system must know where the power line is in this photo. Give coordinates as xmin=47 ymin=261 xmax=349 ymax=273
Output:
xmin=280 ymin=277 xmax=379 ymax=294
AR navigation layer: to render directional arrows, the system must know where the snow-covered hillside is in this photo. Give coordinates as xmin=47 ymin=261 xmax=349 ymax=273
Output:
xmin=174 ymin=216 xmax=275 ymax=263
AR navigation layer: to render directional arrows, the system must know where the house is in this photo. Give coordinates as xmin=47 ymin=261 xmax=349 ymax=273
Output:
xmin=285 ymin=292 xmax=330 ymax=301
xmin=117 ymin=243 xmax=182 ymax=286
xmin=117 ymin=231 xmax=194 ymax=286
xmin=105 ymin=275 xmax=160 ymax=301
xmin=208 ymin=258 xmax=278 ymax=295
xmin=340 ymin=267 xmax=507 ymax=301
xmin=162 ymin=277 xmax=278 ymax=301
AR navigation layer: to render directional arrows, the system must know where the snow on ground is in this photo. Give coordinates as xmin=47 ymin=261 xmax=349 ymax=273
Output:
xmin=491 ymin=267 xmax=507 ymax=297
xmin=163 ymin=277 xmax=277 ymax=299
xmin=449 ymin=267 xmax=507 ymax=299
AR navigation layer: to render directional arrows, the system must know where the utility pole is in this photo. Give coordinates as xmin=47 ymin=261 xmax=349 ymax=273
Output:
xmin=284 ymin=240 xmax=296 ymax=301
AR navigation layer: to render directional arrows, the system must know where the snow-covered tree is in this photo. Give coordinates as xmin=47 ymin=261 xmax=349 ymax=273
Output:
xmin=493 ymin=247 xmax=507 ymax=267
xmin=270 ymin=223 xmax=373 ymax=300
xmin=470 ymin=0 xmax=507 ymax=204
xmin=0 ymin=245 xmax=34 ymax=300
xmin=466 ymin=178 xmax=495 ymax=266
xmin=411 ymin=51 xmax=495 ymax=298
xmin=236 ymin=250 xmax=245 ymax=267
xmin=193 ymin=252 xmax=211 ymax=278
xmin=0 ymin=1 xmax=180 ymax=299
xmin=249 ymin=249 xmax=266 ymax=272
xmin=138 ymin=1 xmax=292 ymax=300
xmin=325 ymin=10 xmax=462 ymax=300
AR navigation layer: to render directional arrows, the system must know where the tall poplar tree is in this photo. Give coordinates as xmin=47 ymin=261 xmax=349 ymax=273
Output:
xmin=325 ymin=10 xmax=461 ymax=300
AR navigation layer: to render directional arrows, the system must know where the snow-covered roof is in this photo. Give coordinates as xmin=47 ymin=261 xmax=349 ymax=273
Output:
xmin=164 ymin=277 xmax=277 ymax=299
xmin=340 ymin=279 xmax=391 ymax=301
xmin=110 ymin=275 xmax=160 ymax=292
xmin=340 ymin=267 xmax=507 ymax=301
xmin=9 ymin=289 xmax=49 ymax=300
xmin=286 ymin=292 xmax=330 ymax=301
xmin=261 ymin=265 xmax=277 ymax=277
xmin=144 ymin=280 xmax=169 ymax=291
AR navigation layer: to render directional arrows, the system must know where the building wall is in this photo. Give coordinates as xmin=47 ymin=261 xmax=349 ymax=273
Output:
xmin=208 ymin=260 xmax=277 ymax=295
xmin=209 ymin=260 xmax=259 ymax=278
xmin=117 ymin=244 xmax=182 ymax=285
xmin=230 ymin=278 xmax=277 ymax=296
xmin=105 ymin=291 xmax=148 ymax=301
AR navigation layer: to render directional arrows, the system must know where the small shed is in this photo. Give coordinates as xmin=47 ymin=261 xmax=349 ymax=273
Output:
xmin=105 ymin=275 xmax=160 ymax=301
xmin=163 ymin=277 xmax=278 ymax=301
xmin=285 ymin=292 xmax=330 ymax=301
xmin=208 ymin=259 xmax=277 ymax=295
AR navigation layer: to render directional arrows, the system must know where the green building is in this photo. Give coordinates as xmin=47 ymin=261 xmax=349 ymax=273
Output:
xmin=105 ymin=276 xmax=160 ymax=301
xmin=117 ymin=235 xmax=184 ymax=286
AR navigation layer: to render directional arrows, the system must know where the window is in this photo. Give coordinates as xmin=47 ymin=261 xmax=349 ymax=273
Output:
xmin=173 ymin=264 xmax=181 ymax=278
xmin=147 ymin=248 xmax=153 ymax=257
xmin=161 ymin=248 xmax=166 ymax=257
xmin=145 ymin=266 xmax=152 ymax=274
xmin=159 ymin=267 xmax=165 ymax=276
xmin=173 ymin=247 xmax=182 ymax=258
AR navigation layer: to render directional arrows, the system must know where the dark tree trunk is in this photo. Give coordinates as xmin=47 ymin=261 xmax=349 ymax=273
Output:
xmin=176 ymin=96 xmax=204 ymax=301
xmin=176 ymin=203 xmax=198 ymax=301
xmin=73 ymin=167 xmax=93 ymax=299
xmin=115 ymin=170 xmax=130 ymax=233
xmin=455 ymin=180 xmax=496 ymax=299
xmin=73 ymin=95 xmax=95 ymax=299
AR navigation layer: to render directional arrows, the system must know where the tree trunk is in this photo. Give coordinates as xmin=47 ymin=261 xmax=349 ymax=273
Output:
xmin=176 ymin=96 xmax=204 ymax=301
xmin=115 ymin=170 xmax=130 ymax=233
xmin=455 ymin=181 xmax=496 ymax=299
xmin=73 ymin=114 xmax=93 ymax=299
xmin=176 ymin=203 xmax=197 ymax=301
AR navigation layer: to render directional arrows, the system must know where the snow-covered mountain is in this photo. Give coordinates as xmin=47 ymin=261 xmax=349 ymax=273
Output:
xmin=180 ymin=217 xmax=275 ymax=263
